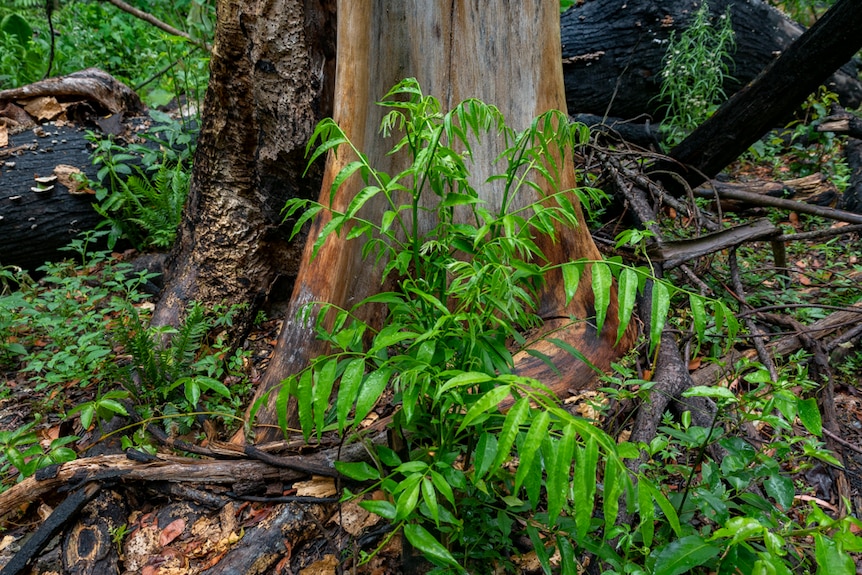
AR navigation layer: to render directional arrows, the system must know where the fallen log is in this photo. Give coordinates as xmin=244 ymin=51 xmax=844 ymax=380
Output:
xmin=0 ymin=68 xmax=145 ymax=118
xmin=0 ymin=124 xmax=105 ymax=271
xmin=560 ymin=0 xmax=862 ymax=120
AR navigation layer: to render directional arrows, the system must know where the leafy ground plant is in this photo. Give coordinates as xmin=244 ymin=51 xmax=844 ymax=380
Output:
xmin=659 ymin=1 xmax=735 ymax=148
xmin=260 ymin=79 xmax=862 ymax=573
xmin=88 ymin=111 xmax=195 ymax=250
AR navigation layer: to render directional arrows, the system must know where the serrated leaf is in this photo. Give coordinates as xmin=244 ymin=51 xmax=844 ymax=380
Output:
xmin=488 ymin=398 xmax=530 ymax=476
xmin=547 ymin=423 xmax=575 ymax=525
xmin=437 ymin=371 xmax=494 ymax=398
xmin=616 ymin=267 xmax=638 ymax=344
xmin=640 ymin=477 xmax=682 ymax=536
xmin=561 ymin=262 xmax=581 ymax=306
xmin=638 ymin=477 xmax=655 ymax=548
xmin=514 ymin=411 xmax=550 ymax=492
xmin=458 ymin=385 xmax=511 ymax=432
xmin=574 ymin=437 xmax=598 ymax=540
xmin=653 ymin=535 xmax=721 ymax=575
xmin=473 ymin=432 xmax=498 ymax=480
xmin=690 ymin=292 xmax=707 ymax=345
xmin=313 ymin=359 xmax=337 ymax=438
xmin=650 ymin=281 xmax=671 ymax=353
xmin=591 ymin=262 xmax=612 ymax=335
xmin=297 ymin=370 xmax=314 ymax=440
xmin=276 ymin=380 xmax=291 ymax=436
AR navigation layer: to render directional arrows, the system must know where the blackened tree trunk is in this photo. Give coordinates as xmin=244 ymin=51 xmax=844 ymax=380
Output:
xmin=151 ymin=0 xmax=335 ymax=335
xmin=561 ymin=0 xmax=862 ymax=120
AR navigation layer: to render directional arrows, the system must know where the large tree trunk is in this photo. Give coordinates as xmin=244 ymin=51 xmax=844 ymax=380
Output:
xmin=151 ymin=0 xmax=335 ymax=335
xmin=247 ymin=0 xmax=634 ymax=441
xmin=560 ymin=0 xmax=862 ymax=120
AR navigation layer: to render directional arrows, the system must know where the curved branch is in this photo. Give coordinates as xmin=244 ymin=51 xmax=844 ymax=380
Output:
xmin=104 ymin=0 xmax=211 ymax=52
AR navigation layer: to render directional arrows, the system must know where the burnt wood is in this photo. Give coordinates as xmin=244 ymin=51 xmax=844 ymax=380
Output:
xmin=561 ymin=0 xmax=862 ymax=119
xmin=0 ymin=124 xmax=103 ymax=272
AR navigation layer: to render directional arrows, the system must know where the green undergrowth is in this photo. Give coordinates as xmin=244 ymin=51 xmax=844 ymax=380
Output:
xmin=0 ymin=240 xmax=252 ymax=488
xmin=263 ymin=79 xmax=862 ymax=573
xmin=0 ymin=0 xmax=212 ymax=108
xmin=86 ymin=110 xmax=197 ymax=251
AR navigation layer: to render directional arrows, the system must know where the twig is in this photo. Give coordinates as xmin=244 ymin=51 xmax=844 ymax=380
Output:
xmin=693 ymin=186 xmax=862 ymax=225
xmin=729 ymin=246 xmax=778 ymax=381
xmin=775 ymin=223 xmax=862 ymax=242
xmin=823 ymin=428 xmax=862 ymax=455
xmin=104 ymin=0 xmax=211 ymax=52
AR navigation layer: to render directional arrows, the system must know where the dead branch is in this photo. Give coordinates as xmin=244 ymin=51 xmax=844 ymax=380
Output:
xmin=649 ymin=218 xmax=779 ymax=270
xmin=691 ymin=302 xmax=862 ymax=387
xmin=693 ymin=186 xmax=862 ymax=224
xmin=0 ymin=432 xmax=383 ymax=518
xmin=104 ymin=0 xmax=211 ymax=52
xmin=775 ymin=223 xmax=862 ymax=242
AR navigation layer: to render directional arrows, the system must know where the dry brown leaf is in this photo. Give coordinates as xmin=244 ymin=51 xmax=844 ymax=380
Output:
xmin=294 ymin=476 xmax=337 ymax=498
xmin=53 ymin=164 xmax=91 ymax=195
xmin=299 ymin=554 xmax=338 ymax=575
xmin=333 ymin=500 xmax=380 ymax=536
xmin=21 ymin=96 xmax=63 ymax=122
xmin=0 ymin=123 xmax=7 ymax=147
xmin=159 ymin=518 xmax=186 ymax=547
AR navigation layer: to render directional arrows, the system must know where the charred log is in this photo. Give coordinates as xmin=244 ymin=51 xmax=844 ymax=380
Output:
xmin=561 ymin=0 xmax=862 ymax=120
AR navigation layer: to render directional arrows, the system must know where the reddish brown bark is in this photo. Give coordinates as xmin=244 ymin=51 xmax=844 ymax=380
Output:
xmin=246 ymin=0 xmax=634 ymax=442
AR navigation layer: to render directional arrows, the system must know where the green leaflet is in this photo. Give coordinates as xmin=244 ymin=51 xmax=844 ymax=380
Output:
xmin=487 ymin=397 xmax=530 ymax=477
xmin=652 ymin=535 xmax=721 ymax=575
xmin=335 ymin=357 xmax=365 ymax=432
xmin=403 ymin=524 xmax=462 ymax=571
xmin=650 ymin=280 xmax=671 ymax=353
xmin=561 ymin=262 xmax=581 ymax=306
xmin=514 ymin=411 xmax=550 ymax=493
xmin=592 ymin=261 xmax=612 ymax=335
xmin=616 ymin=267 xmax=638 ymax=344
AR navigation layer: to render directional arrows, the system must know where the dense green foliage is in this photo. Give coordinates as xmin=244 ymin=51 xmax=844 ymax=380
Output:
xmin=0 ymin=247 xmax=252 ymax=479
xmin=0 ymin=0 xmax=212 ymax=107
xmin=270 ymin=79 xmax=862 ymax=573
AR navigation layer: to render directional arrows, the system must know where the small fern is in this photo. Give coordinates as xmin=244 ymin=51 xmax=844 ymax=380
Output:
xmin=116 ymin=301 xmax=212 ymax=394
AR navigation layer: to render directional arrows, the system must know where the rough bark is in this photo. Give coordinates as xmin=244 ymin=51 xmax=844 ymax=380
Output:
xmin=151 ymin=0 xmax=335 ymax=336
xmin=560 ymin=0 xmax=862 ymax=120
xmin=247 ymin=0 xmax=634 ymax=442
xmin=652 ymin=0 xmax=862 ymax=192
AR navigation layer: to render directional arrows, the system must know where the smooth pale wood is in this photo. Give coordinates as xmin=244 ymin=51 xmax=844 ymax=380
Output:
xmin=249 ymin=0 xmax=633 ymax=441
